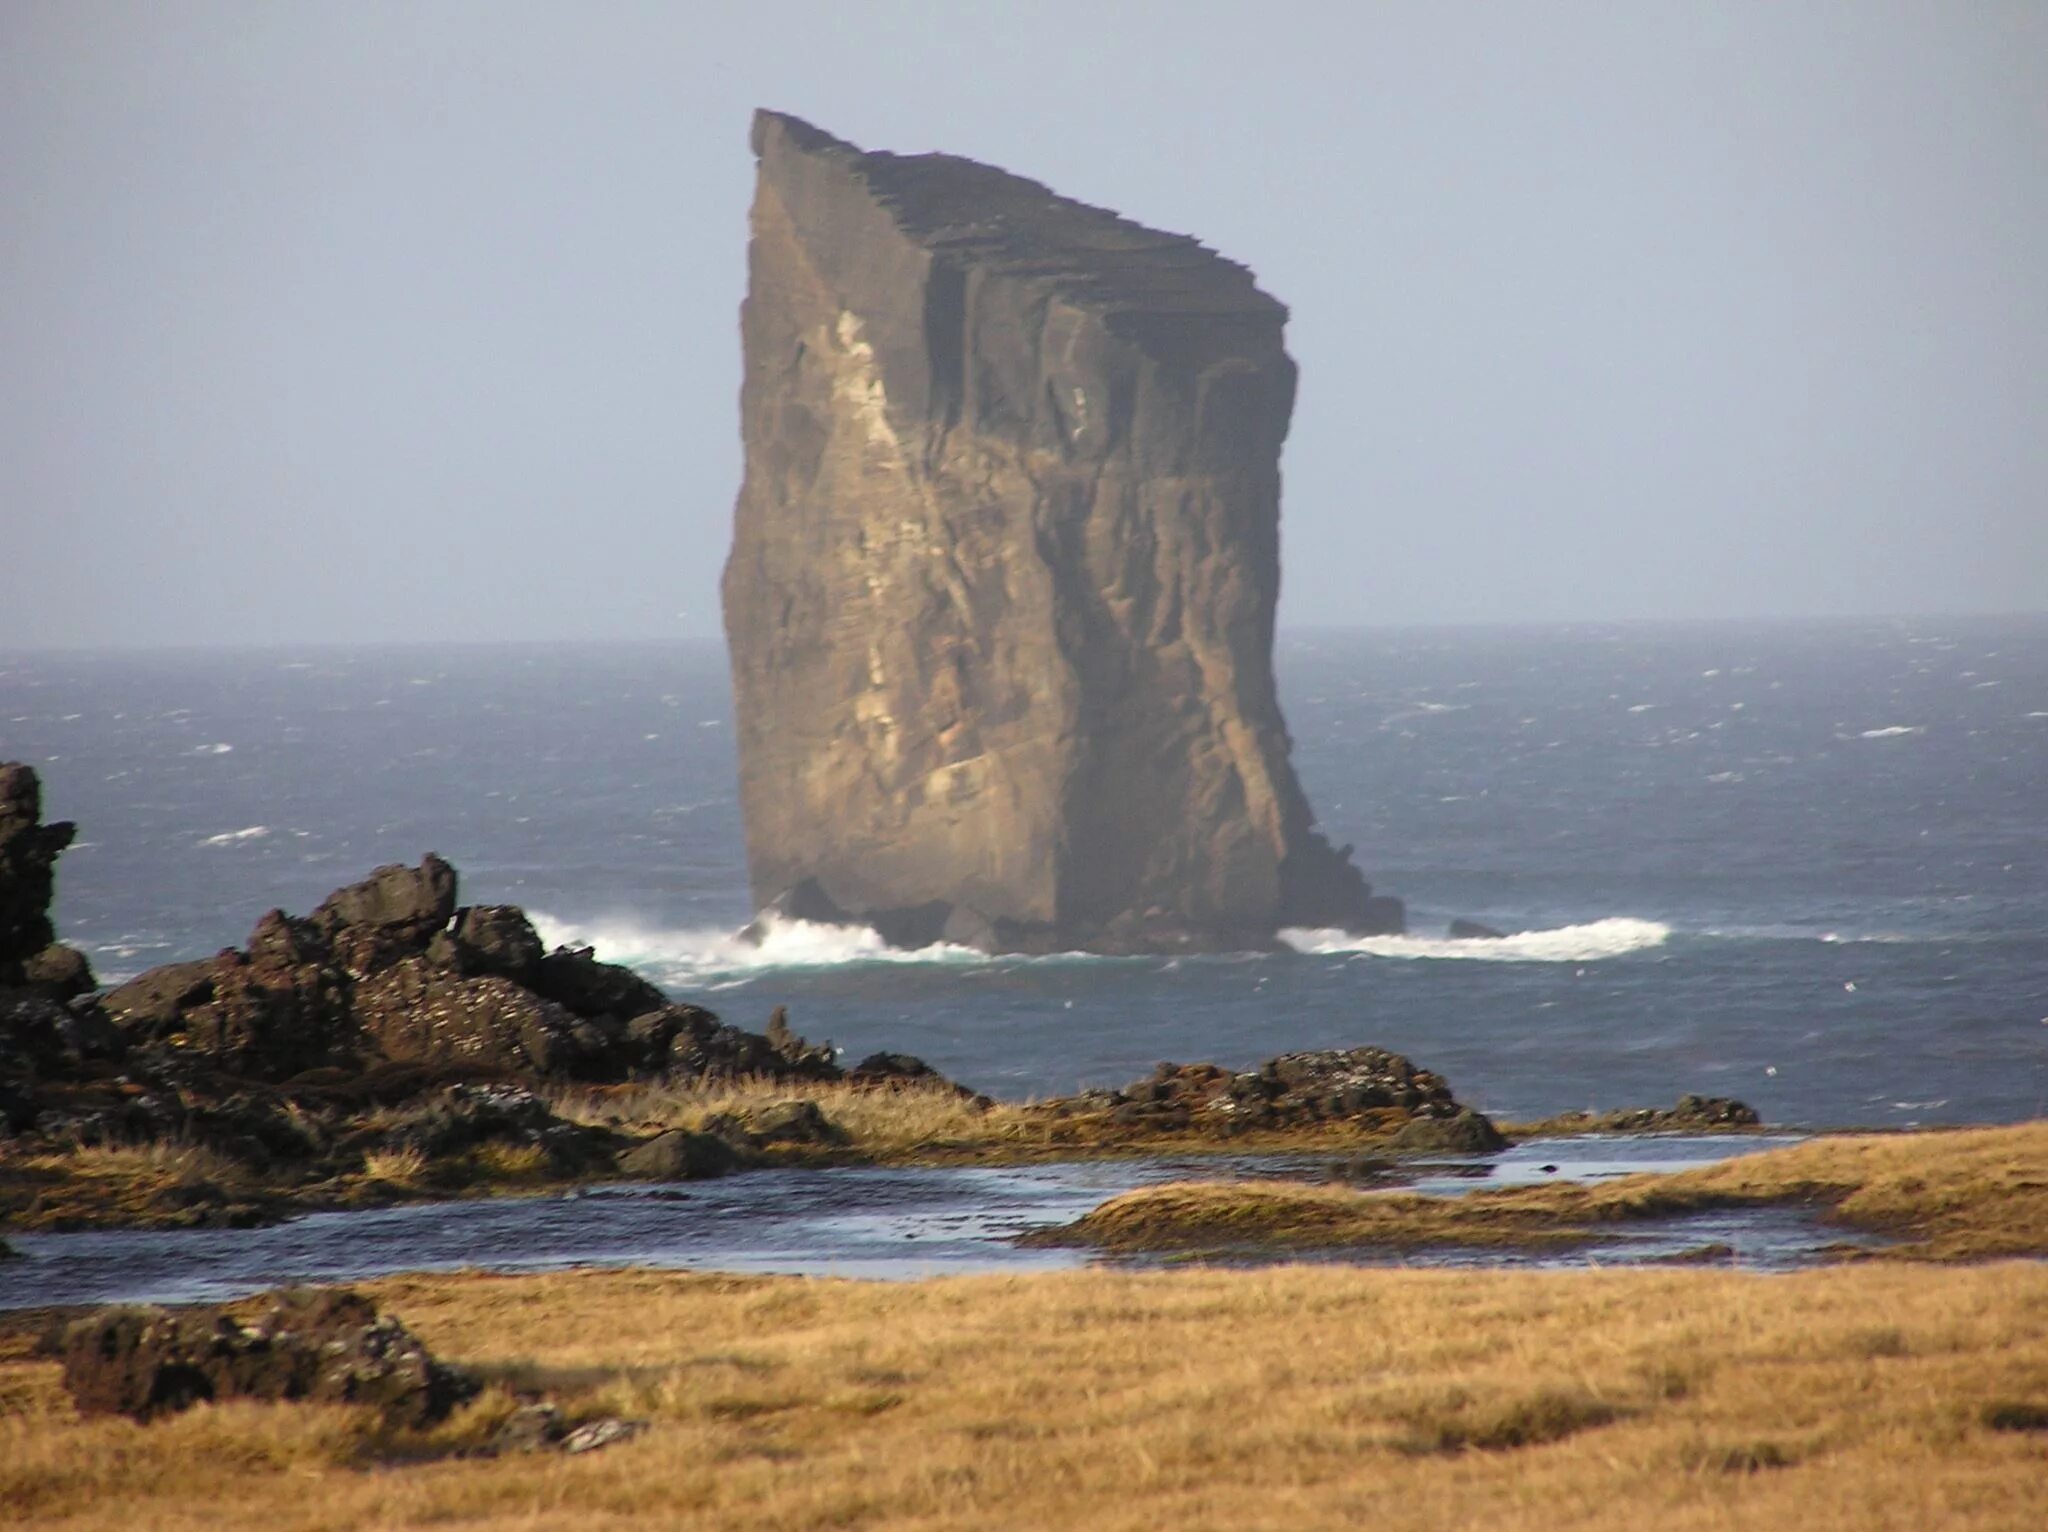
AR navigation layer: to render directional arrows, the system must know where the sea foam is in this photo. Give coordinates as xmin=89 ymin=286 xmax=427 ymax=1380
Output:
xmin=1279 ymin=916 xmax=1671 ymax=963
xmin=529 ymin=910 xmax=984 ymax=987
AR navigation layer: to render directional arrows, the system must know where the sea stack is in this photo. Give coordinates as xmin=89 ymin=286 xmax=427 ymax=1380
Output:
xmin=722 ymin=112 xmax=1402 ymax=953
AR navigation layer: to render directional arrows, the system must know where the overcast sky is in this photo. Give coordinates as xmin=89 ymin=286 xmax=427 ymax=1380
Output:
xmin=3 ymin=1 xmax=2043 ymax=647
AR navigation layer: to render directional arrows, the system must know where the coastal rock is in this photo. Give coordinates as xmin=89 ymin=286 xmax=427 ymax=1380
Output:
xmin=0 ymin=764 xmax=97 ymax=997
xmin=1091 ymin=1047 xmax=1462 ymax=1134
xmin=723 ymin=113 xmax=1400 ymax=953
xmin=1447 ymin=919 xmax=1507 ymax=941
xmin=354 ymin=958 xmax=597 ymax=1078
xmin=55 ymin=1287 xmax=478 ymax=1426
xmin=312 ymin=855 xmax=459 ymax=977
xmin=364 ymin=1082 xmax=616 ymax=1173
xmin=531 ymin=944 xmax=671 ymax=1024
xmin=616 ymin=1127 xmax=742 ymax=1180
xmin=1528 ymin=1095 xmax=1762 ymax=1134
xmin=1386 ymin=1106 xmax=1508 ymax=1155
xmin=442 ymin=905 xmax=546 ymax=982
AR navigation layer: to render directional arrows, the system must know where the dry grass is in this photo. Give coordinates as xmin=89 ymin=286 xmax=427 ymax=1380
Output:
xmin=4 ymin=1259 xmax=2047 ymax=1529
xmin=1056 ymin=1120 xmax=2048 ymax=1260
xmin=547 ymin=1077 xmax=1042 ymax=1161
xmin=358 ymin=1145 xmax=428 ymax=1186
xmin=0 ymin=1140 xmax=278 ymax=1231
xmin=546 ymin=1076 xmax=1425 ymax=1165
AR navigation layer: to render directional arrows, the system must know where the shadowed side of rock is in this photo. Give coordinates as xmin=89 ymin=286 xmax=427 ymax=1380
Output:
xmin=723 ymin=112 xmax=1401 ymax=954
xmin=55 ymin=1286 xmax=478 ymax=1426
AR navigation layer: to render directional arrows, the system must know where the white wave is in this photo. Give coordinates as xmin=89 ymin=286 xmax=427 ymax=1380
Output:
xmin=1858 ymin=725 xmax=1923 ymax=739
xmin=200 ymin=825 xmax=269 ymax=846
xmin=1279 ymin=916 xmax=1670 ymax=963
xmin=528 ymin=909 xmax=986 ymax=985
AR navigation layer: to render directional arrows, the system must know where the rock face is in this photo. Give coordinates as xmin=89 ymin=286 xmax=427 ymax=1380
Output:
xmin=723 ymin=112 xmax=1401 ymax=953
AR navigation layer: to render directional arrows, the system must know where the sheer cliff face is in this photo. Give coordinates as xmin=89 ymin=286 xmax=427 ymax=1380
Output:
xmin=723 ymin=112 xmax=1399 ymax=952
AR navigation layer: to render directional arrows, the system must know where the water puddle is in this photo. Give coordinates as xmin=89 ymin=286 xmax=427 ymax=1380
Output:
xmin=0 ymin=1134 xmax=1851 ymax=1309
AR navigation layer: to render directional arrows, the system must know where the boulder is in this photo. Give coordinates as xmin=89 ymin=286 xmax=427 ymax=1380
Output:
xmin=54 ymin=1287 xmax=478 ymax=1426
xmin=311 ymin=855 xmax=459 ymax=976
xmin=616 ymin=1128 xmax=741 ymax=1180
xmin=1386 ymin=1107 xmax=1508 ymax=1155
xmin=364 ymin=1082 xmax=614 ymax=1173
xmin=704 ymin=1098 xmax=846 ymax=1150
xmin=532 ymin=944 xmax=671 ymax=1022
xmin=101 ymin=959 xmax=220 ymax=1039
xmin=442 ymin=905 xmax=545 ymax=982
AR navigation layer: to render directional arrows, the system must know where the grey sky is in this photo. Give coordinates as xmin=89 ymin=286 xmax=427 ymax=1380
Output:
xmin=3 ymin=1 xmax=2043 ymax=647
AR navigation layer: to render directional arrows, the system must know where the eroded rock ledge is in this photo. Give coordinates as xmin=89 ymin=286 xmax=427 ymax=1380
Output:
xmin=723 ymin=112 xmax=1401 ymax=954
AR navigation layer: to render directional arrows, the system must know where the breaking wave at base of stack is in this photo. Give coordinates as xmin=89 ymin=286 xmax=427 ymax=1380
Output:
xmin=1279 ymin=916 xmax=1672 ymax=963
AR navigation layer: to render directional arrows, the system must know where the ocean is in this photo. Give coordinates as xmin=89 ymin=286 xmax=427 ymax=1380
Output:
xmin=3 ymin=617 xmax=2043 ymax=1130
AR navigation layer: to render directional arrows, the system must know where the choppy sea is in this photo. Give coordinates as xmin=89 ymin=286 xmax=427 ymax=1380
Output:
xmin=4 ymin=618 xmax=2044 ymax=1129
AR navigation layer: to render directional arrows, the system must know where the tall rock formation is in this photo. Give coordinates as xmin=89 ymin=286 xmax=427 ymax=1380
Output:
xmin=722 ymin=112 xmax=1402 ymax=953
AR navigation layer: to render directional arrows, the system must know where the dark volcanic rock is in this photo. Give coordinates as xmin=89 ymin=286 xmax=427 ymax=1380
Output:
xmin=531 ymin=943 xmax=671 ymax=1023
xmin=616 ymin=1127 xmax=742 ymax=1180
xmin=1072 ymin=1046 xmax=1465 ymax=1136
xmin=1386 ymin=1107 xmax=1508 ymax=1155
xmin=1447 ymin=919 xmax=1507 ymax=941
xmin=0 ymin=764 xmax=96 ymax=996
xmin=704 ymin=1098 xmax=848 ymax=1150
xmin=722 ymin=112 xmax=1400 ymax=954
xmin=1533 ymin=1095 xmax=1763 ymax=1134
xmin=354 ymin=959 xmax=596 ymax=1078
xmin=442 ymin=904 xmax=546 ymax=982
xmin=56 ymin=1287 xmax=478 ymax=1426
xmin=363 ymin=1083 xmax=616 ymax=1173
xmin=312 ymin=855 xmax=460 ymax=977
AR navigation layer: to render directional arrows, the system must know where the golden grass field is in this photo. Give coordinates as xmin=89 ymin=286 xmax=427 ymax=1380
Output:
xmin=2 ymin=1122 xmax=2045 ymax=1529
xmin=3 ymin=1261 xmax=2047 ymax=1530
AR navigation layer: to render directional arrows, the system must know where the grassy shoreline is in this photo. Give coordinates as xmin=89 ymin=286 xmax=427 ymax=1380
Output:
xmin=4 ymin=1120 xmax=2043 ymax=1527
xmin=1041 ymin=1120 xmax=2048 ymax=1263
xmin=0 ymin=1076 xmax=1777 ymax=1235
xmin=5 ymin=1257 xmax=2047 ymax=1529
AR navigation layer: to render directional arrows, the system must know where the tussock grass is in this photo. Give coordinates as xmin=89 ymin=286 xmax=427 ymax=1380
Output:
xmin=1056 ymin=1120 xmax=2048 ymax=1260
xmin=546 ymin=1077 xmax=1040 ymax=1161
xmin=357 ymin=1145 xmax=426 ymax=1186
xmin=5 ymin=1260 xmax=2048 ymax=1529
xmin=0 ymin=1140 xmax=271 ymax=1230
xmin=546 ymin=1076 xmax=1433 ymax=1165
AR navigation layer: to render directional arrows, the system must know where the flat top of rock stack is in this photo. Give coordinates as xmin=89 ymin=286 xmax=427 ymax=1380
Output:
xmin=753 ymin=110 xmax=1284 ymax=355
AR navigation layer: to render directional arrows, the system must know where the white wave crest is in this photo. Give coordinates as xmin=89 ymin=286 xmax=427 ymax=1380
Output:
xmin=528 ymin=910 xmax=985 ymax=986
xmin=1858 ymin=725 xmax=1923 ymax=739
xmin=1279 ymin=916 xmax=1671 ymax=963
xmin=200 ymin=825 xmax=269 ymax=846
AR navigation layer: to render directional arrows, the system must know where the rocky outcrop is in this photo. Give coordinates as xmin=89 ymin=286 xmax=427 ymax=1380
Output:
xmin=94 ymin=857 xmax=715 ymax=1085
xmin=1 ymin=765 xmax=975 ymax=1203
xmin=0 ymin=763 xmax=96 ymax=998
xmin=723 ymin=112 xmax=1400 ymax=954
xmin=1045 ymin=1046 xmax=1479 ymax=1137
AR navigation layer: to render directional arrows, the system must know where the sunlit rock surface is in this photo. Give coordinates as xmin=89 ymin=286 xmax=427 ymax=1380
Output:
xmin=723 ymin=112 xmax=1400 ymax=953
